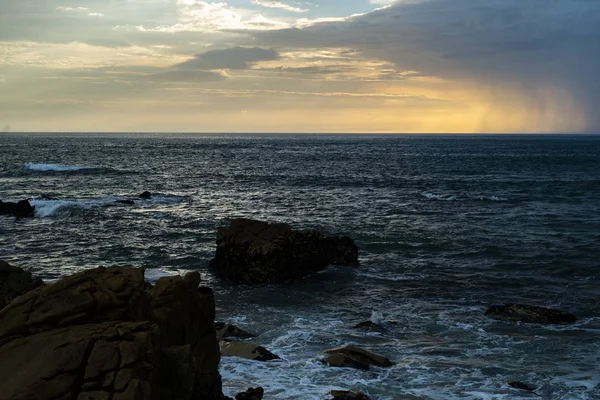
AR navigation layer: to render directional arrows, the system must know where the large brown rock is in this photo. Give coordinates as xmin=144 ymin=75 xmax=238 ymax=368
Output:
xmin=209 ymin=219 xmax=359 ymax=284
xmin=322 ymin=345 xmax=393 ymax=370
xmin=485 ymin=304 xmax=577 ymax=324
xmin=0 ymin=260 xmax=43 ymax=310
xmin=0 ymin=267 xmax=224 ymax=400
xmin=219 ymin=341 xmax=280 ymax=362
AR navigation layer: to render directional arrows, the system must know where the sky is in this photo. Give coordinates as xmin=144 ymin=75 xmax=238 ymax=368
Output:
xmin=1 ymin=0 xmax=599 ymax=133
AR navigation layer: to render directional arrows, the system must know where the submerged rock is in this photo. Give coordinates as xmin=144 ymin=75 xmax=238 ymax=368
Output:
xmin=353 ymin=320 xmax=385 ymax=332
xmin=330 ymin=390 xmax=371 ymax=400
xmin=115 ymin=199 xmax=135 ymax=205
xmin=215 ymin=322 xmax=255 ymax=340
xmin=508 ymin=381 xmax=536 ymax=391
xmin=139 ymin=191 xmax=152 ymax=199
xmin=0 ymin=199 xmax=35 ymax=218
xmin=235 ymin=387 xmax=264 ymax=400
xmin=485 ymin=304 xmax=577 ymax=324
xmin=322 ymin=344 xmax=392 ymax=370
xmin=219 ymin=340 xmax=280 ymax=361
xmin=209 ymin=218 xmax=359 ymax=284
xmin=0 ymin=260 xmax=43 ymax=310
xmin=0 ymin=267 xmax=224 ymax=400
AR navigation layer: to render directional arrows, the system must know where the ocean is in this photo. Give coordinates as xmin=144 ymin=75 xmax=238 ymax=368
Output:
xmin=1 ymin=133 xmax=599 ymax=400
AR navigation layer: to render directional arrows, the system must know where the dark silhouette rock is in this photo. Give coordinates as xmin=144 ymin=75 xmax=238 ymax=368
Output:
xmin=330 ymin=390 xmax=371 ymax=400
xmin=115 ymin=199 xmax=135 ymax=205
xmin=0 ymin=260 xmax=44 ymax=310
xmin=485 ymin=304 xmax=577 ymax=324
xmin=219 ymin=341 xmax=280 ymax=362
xmin=139 ymin=191 xmax=152 ymax=199
xmin=236 ymin=387 xmax=264 ymax=400
xmin=0 ymin=199 xmax=35 ymax=218
xmin=353 ymin=320 xmax=384 ymax=332
xmin=0 ymin=267 xmax=224 ymax=400
xmin=322 ymin=345 xmax=392 ymax=370
xmin=210 ymin=219 xmax=359 ymax=284
xmin=215 ymin=322 xmax=255 ymax=340
xmin=508 ymin=381 xmax=536 ymax=391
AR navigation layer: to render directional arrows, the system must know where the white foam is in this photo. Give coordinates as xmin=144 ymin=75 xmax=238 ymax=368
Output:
xmin=422 ymin=193 xmax=508 ymax=202
xmin=144 ymin=269 xmax=180 ymax=282
xmin=29 ymin=199 xmax=96 ymax=217
xmin=422 ymin=193 xmax=458 ymax=201
xmin=24 ymin=162 xmax=95 ymax=172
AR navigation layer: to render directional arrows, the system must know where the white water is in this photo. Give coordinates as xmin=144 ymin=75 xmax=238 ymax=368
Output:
xmin=24 ymin=162 xmax=96 ymax=172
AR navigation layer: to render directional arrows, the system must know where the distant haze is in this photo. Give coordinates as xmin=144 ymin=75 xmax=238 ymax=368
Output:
xmin=1 ymin=0 xmax=598 ymax=133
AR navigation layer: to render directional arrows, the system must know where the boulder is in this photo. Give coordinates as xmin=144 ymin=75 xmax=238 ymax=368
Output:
xmin=330 ymin=391 xmax=371 ymax=400
xmin=352 ymin=320 xmax=384 ymax=332
xmin=236 ymin=387 xmax=264 ymax=400
xmin=0 ymin=260 xmax=43 ymax=310
xmin=0 ymin=267 xmax=224 ymax=400
xmin=219 ymin=341 xmax=280 ymax=361
xmin=210 ymin=219 xmax=359 ymax=284
xmin=322 ymin=345 xmax=392 ymax=370
xmin=215 ymin=322 xmax=255 ymax=340
xmin=508 ymin=381 xmax=536 ymax=391
xmin=485 ymin=304 xmax=577 ymax=324
xmin=0 ymin=199 xmax=35 ymax=218
xmin=139 ymin=191 xmax=152 ymax=199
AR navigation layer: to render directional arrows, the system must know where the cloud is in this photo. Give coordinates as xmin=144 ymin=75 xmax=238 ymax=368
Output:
xmin=254 ymin=0 xmax=600 ymax=132
xmin=150 ymin=69 xmax=227 ymax=82
xmin=252 ymin=1 xmax=308 ymax=13
xmin=176 ymin=47 xmax=279 ymax=70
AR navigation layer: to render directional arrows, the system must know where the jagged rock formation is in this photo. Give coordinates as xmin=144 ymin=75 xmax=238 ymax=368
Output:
xmin=0 ymin=199 xmax=35 ymax=218
xmin=215 ymin=322 xmax=255 ymax=340
xmin=0 ymin=260 xmax=43 ymax=310
xmin=322 ymin=345 xmax=393 ymax=371
xmin=485 ymin=304 xmax=577 ymax=324
xmin=0 ymin=267 xmax=224 ymax=400
xmin=210 ymin=218 xmax=359 ymax=284
xmin=235 ymin=387 xmax=264 ymax=400
xmin=219 ymin=341 xmax=280 ymax=362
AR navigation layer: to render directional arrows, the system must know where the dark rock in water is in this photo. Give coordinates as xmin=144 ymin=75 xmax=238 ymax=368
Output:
xmin=236 ymin=387 xmax=264 ymax=400
xmin=508 ymin=381 xmax=536 ymax=391
xmin=215 ymin=322 xmax=255 ymax=340
xmin=219 ymin=340 xmax=280 ymax=362
xmin=323 ymin=344 xmax=392 ymax=370
xmin=353 ymin=320 xmax=384 ymax=332
xmin=0 ymin=267 xmax=224 ymax=400
xmin=330 ymin=390 xmax=371 ymax=400
xmin=210 ymin=218 xmax=359 ymax=284
xmin=115 ymin=199 xmax=135 ymax=205
xmin=0 ymin=260 xmax=43 ymax=310
xmin=485 ymin=304 xmax=577 ymax=324
xmin=139 ymin=191 xmax=152 ymax=199
xmin=0 ymin=199 xmax=35 ymax=218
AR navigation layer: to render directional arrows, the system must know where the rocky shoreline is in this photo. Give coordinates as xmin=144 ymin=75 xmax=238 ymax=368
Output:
xmin=0 ymin=218 xmax=580 ymax=399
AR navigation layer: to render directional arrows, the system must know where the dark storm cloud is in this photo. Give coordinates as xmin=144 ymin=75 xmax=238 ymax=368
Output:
xmin=254 ymin=0 xmax=600 ymax=131
xmin=175 ymin=47 xmax=280 ymax=70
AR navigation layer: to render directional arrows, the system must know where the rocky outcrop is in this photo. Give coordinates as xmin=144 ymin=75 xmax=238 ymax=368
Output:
xmin=0 ymin=199 xmax=35 ymax=218
xmin=235 ymin=387 xmax=264 ymax=400
xmin=215 ymin=322 xmax=255 ymax=340
xmin=352 ymin=320 xmax=384 ymax=332
xmin=0 ymin=267 xmax=224 ymax=400
xmin=219 ymin=341 xmax=280 ymax=362
xmin=0 ymin=260 xmax=43 ymax=310
xmin=322 ymin=345 xmax=392 ymax=370
xmin=210 ymin=219 xmax=359 ymax=284
xmin=485 ymin=304 xmax=577 ymax=324
xmin=508 ymin=381 xmax=536 ymax=391
xmin=139 ymin=191 xmax=152 ymax=199
xmin=330 ymin=391 xmax=371 ymax=400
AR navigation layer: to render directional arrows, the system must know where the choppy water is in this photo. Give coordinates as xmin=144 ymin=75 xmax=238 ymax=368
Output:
xmin=1 ymin=133 xmax=599 ymax=400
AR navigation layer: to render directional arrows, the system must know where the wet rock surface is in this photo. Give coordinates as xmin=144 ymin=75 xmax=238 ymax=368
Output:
xmin=0 ymin=267 xmax=223 ymax=400
xmin=215 ymin=322 xmax=255 ymax=340
xmin=0 ymin=199 xmax=35 ymax=218
xmin=0 ymin=260 xmax=43 ymax=310
xmin=485 ymin=304 xmax=577 ymax=324
xmin=210 ymin=218 xmax=359 ymax=284
xmin=235 ymin=387 xmax=264 ymax=400
xmin=219 ymin=340 xmax=280 ymax=362
xmin=330 ymin=390 xmax=371 ymax=400
xmin=322 ymin=345 xmax=392 ymax=370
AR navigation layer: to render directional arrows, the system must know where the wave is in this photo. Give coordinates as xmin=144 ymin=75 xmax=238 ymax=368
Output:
xmin=24 ymin=163 xmax=97 ymax=172
xmin=422 ymin=193 xmax=508 ymax=202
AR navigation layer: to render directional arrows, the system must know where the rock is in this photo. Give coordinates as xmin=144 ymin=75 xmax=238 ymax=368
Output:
xmin=330 ymin=390 xmax=371 ymax=400
xmin=210 ymin=218 xmax=359 ymax=284
xmin=115 ymin=199 xmax=135 ymax=205
xmin=0 ymin=267 xmax=224 ymax=400
xmin=139 ymin=191 xmax=152 ymax=199
xmin=0 ymin=260 xmax=43 ymax=310
xmin=485 ymin=304 xmax=577 ymax=324
xmin=323 ymin=345 xmax=392 ymax=370
xmin=0 ymin=199 xmax=35 ymax=218
xmin=352 ymin=320 xmax=384 ymax=332
xmin=508 ymin=381 xmax=536 ymax=391
xmin=219 ymin=341 xmax=280 ymax=361
xmin=236 ymin=387 xmax=264 ymax=400
xmin=215 ymin=322 xmax=255 ymax=340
